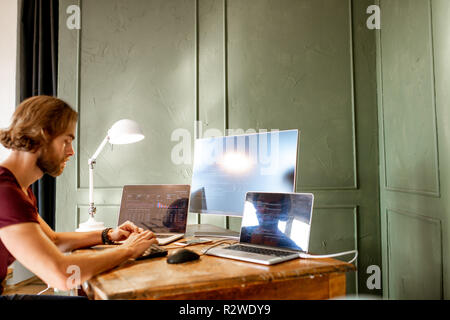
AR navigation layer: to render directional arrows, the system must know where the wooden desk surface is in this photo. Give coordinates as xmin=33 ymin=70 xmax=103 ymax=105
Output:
xmin=83 ymin=225 xmax=355 ymax=300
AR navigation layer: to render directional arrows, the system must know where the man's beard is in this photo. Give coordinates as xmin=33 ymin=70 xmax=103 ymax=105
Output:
xmin=36 ymin=146 xmax=66 ymax=177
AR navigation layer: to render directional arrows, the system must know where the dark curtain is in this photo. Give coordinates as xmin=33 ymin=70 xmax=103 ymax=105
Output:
xmin=20 ymin=0 xmax=59 ymax=229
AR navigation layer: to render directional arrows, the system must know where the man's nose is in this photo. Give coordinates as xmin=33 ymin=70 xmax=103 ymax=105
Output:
xmin=67 ymin=143 xmax=75 ymax=157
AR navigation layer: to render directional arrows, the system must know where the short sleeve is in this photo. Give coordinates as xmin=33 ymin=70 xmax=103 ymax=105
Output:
xmin=0 ymin=186 xmax=39 ymax=229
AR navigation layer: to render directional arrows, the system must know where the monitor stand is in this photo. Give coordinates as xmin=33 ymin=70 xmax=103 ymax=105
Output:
xmin=193 ymin=230 xmax=240 ymax=240
xmin=186 ymin=224 xmax=240 ymax=240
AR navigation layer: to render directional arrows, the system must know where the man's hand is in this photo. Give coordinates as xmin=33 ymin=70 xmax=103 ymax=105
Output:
xmin=121 ymin=230 xmax=158 ymax=259
xmin=108 ymin=221 xmax=145 ymax=243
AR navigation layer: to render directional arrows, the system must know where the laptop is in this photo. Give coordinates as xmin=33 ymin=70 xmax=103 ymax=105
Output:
xmin=118 ymin=185 xmax=190 ymax=245
xmin=205 ymin=192 xmax=314 ymax=265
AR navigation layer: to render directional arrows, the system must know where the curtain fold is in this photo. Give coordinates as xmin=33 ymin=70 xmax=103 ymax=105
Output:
xmin=20 ymin=0 xmax=59 ymax=229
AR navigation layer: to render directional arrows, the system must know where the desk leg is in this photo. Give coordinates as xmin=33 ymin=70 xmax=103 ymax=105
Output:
xmin=328 ymin=272 xmax=346 ymax=298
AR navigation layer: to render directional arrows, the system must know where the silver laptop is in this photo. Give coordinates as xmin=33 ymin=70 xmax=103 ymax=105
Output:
xmin=118 ymin=185 xmax=190 ymax=245
xmin=205 ymin=192 xmax=314 ymax=265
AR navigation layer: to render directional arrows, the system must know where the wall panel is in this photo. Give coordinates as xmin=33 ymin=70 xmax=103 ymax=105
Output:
xmin=227 ymin=0 xmax=357 ymax=190
xmin=379 ymin=0 xmax=440 ymax=196
xmin=378 ymin=0 xmax=450 ymax=299
xmin=309 ymin=206 xmax=359 ymax=294
xmin=386 ymin=209 xmax=442 ymax=299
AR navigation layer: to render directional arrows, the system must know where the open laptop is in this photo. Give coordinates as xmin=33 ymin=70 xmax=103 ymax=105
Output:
xmin=118 ymin=185 xmax=190 ymax=245
xmin=205 ymin=192 xmax=314 ymax=265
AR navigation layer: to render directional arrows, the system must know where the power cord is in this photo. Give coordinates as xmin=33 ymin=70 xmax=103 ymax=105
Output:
xmin=161 ymin=239 xmax=238 ymax=254
xmin=37 ymin=285 xmax=51 ymax=295
xmin=201 ymin=239 xmax=239 ymax=256
xmin=299 ymin=250 xmax=358 ymax=264
xmin=200 ymin=241 xmax=357 ymax=264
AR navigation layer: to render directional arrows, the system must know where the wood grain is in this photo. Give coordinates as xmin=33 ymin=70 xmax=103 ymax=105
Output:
xmin=1 ymin=268 xmax=13 ymax=290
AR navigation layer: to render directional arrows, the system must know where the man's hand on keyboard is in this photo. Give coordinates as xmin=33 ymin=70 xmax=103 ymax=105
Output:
xmin=109 ymin=220 xmax=145 ymax=243
xmin=121 ymin=230 xmax=158 ymax=259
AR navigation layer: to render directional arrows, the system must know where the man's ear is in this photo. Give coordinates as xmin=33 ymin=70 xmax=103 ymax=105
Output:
xmin=32 ymin=129 xmax=50 ymax=154
xmin=40 ymin=128 xmax=50 ymax=143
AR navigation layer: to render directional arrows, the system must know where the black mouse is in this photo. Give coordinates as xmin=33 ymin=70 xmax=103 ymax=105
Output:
xmin=167 ymin=248 xmax=200 ymax=264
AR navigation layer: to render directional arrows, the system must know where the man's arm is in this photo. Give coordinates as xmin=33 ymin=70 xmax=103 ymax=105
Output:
xmin=0 ymin=222 xmax=156 ymax=291
xmin=37 ymin=214 xmax=103 ymax=252
xmin=37 ymin=215 xmax=143 ymax=252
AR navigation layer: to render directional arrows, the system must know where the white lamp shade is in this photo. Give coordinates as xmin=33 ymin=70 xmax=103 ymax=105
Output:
xmin=107 ymin=119 xmax=145 ymax=144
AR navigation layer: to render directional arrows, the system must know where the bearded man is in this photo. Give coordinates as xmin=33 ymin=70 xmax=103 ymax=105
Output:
xmin=0 ymin=96 xmax=156 ymax=299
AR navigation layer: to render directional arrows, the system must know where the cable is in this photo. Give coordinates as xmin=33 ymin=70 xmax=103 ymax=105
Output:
xmin=299 ymin=250 xmax=358 ymax=264
xmin=201 ymin=241 xmax=357 ymax=264
xmin=201 ymin=239 xmax=239 ymax=256
xmin=37 ymin=285 xmax=51 ymax=295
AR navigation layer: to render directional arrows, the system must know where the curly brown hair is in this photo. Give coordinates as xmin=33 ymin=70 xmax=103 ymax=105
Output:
xmin=0 ymin=95 xmax=78 ymax=152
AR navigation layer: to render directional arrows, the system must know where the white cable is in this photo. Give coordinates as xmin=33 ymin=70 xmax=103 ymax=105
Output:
xmin=299 ymin=250 xmax=358 ymax=264
xmin=37 ymin=285 xmax=51 ymax=295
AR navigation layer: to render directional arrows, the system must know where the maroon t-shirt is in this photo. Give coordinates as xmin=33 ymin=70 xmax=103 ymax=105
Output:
xmin=0 ymin=166 xmax=39 ymax=294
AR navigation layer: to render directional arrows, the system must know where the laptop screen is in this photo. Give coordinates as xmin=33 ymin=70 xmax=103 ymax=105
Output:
xmin=118 ymin=185 xmax=190 ymax=233
xmin=240 ymin=192 xmax=314 ymax=252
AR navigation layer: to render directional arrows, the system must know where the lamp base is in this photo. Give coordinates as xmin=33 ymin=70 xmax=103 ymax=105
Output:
xmin=76 ymin=216 xmax=105 ymax=232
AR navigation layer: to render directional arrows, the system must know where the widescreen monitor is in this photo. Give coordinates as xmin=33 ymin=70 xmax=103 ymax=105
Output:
xmin=189 ymin=129 xmax=299 ymax=217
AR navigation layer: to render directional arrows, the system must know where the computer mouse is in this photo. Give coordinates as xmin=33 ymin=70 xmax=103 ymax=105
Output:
xmin=166 ymin=248 xmax=200 ymax=264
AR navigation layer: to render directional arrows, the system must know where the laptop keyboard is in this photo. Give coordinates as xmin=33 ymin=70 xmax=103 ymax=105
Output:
xmin=224 ymin=244 xmax=296 ymax=257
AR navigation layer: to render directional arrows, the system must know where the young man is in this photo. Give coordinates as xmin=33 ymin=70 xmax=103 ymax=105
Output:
xmin=0 ymin=96 xmax=157 ymax=298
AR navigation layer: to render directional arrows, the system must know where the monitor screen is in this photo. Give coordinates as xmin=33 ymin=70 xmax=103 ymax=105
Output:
xmin=118 ymin=185 xmax=190 ymax=233
xmin=240 ymin=192 xmax=314 ymax=252
xmin=189 ymin=129 xmax=298 ymax=216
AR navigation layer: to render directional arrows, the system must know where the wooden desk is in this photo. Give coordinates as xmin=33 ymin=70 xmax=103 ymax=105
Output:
xmin=1 ymin=268 xmax=13 ymax=289
xmin=83 ymin=225 xmax=355 ymax=300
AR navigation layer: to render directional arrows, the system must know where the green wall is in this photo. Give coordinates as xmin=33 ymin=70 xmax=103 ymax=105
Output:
xmin=56 ymin=0 xmax=381 ymax=295
xmin=377 ymin=0 xmax=450 ymax=299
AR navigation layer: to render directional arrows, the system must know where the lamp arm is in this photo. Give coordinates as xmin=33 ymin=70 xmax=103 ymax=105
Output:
xmin=88 ymin=135 xmax=109 ymax=217
xmin=89 ymin=135 xmax=110 ymax=165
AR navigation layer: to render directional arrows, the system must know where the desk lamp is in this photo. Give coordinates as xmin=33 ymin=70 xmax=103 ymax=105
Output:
xmin=76 ymin=119 xmax=145 ymax=232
